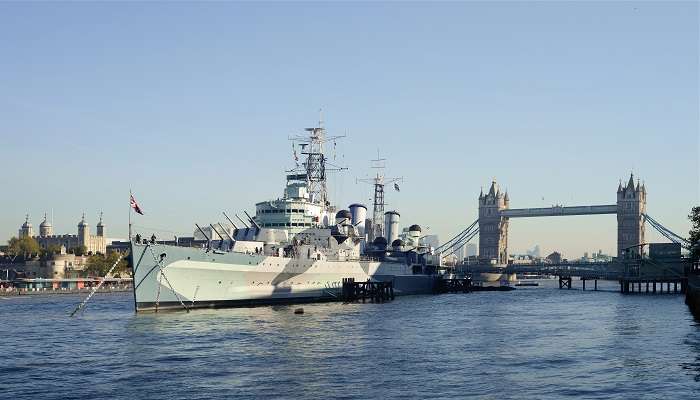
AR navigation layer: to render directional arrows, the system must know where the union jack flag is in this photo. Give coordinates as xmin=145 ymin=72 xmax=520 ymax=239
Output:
xmin=130 ymin=194 xmax=144 ymax=215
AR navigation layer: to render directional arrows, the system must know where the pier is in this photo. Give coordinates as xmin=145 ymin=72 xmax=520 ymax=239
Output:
xmin=464 ymin=256 xmax=692 ymax=295
xmin=434 ymin=277 xmax=472 ymax=293
xmin=341 ymin=278 xmax=394 ymax=303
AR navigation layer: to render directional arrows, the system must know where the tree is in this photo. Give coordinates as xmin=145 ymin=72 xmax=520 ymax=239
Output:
xmin=84 ymin=251 xmax=130 ymax=277
xmin=68 ymin=245 xmax=87 ymax=256
xmin=689 ymin=206 xmax=700 ymax=262
xmin=40 ymin=244 xmax=62 ymax=259
xmin=7 ymin=237 xmax=41 ymax=258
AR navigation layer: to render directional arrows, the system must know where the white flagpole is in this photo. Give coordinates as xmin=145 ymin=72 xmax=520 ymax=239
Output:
xmin=128 ymin=189 xmax=132 ymax=241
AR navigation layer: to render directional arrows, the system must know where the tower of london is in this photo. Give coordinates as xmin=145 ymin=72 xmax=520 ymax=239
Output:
xmin=19 ymin=213 xmax=107 ymax=255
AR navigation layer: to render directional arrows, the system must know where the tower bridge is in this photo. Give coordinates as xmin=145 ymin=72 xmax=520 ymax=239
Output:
xmin=478 ymin=173 xmax=646 ymax=264
xmin=433 ymin=172 xmax=694 ymax=293
xmin=500 ymin=204 xmax=617 ymax=218
xmin=435 ymin=173 xmax=653 ymax=264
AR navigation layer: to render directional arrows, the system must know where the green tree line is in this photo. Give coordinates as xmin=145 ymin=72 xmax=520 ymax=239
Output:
xmin=84 ymin=252 xmax=131 ymax=278
xmin=690 ymin=206 xmax=700 ymax=262
xmin=6 ymin=236 xmax=130 ymax=277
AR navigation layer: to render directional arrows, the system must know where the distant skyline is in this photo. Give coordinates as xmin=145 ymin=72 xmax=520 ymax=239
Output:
xmin=1 ymin=2 xmax=697 ymax=257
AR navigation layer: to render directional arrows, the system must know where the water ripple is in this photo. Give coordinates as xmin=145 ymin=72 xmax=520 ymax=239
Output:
xmin=1 ymin=283 xmax=699 ymax=399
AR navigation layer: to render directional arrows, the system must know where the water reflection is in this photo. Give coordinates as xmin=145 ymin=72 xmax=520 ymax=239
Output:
xmin=681 ymin=320 xmax=700 ymax=382
xmin=3 ymin=289 xmax=700 ymax=399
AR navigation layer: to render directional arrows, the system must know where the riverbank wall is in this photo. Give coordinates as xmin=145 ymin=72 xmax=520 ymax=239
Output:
xmin=1 ymin=287 xmax=131 ymax=297
xmin=686 ymin=263 xmax=700 ymax=316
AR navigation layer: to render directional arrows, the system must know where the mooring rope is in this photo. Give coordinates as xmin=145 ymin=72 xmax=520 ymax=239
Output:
xmin=69 ymin=251 xmax=128 ymax=317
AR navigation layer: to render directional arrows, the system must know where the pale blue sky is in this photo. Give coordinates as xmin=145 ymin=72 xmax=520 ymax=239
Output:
xmin=1 ymin=1 xmax=697 ymax=258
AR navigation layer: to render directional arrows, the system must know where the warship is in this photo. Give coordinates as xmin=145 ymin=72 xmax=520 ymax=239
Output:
xmin=130 ymin=118 xmax=439 ymax=311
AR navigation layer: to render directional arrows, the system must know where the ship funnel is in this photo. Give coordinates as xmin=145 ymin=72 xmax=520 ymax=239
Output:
xmin=384 ymin=211 xmax=400 ymax=245
xmin=349 ymin=204 xmax=367 ymax=238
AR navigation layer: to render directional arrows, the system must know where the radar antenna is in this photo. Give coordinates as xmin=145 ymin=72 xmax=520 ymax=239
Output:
xmin=357 ymin=150 xmax=402 ymax=241
xmin=288 ymin=110 xmax=347 ymax=208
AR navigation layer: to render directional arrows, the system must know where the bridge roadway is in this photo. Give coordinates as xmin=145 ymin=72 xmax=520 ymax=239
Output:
xmin=461 ymin=261 xmax=626 ymax=280
xmin=500 ymin=204 xmax=617 ymax=218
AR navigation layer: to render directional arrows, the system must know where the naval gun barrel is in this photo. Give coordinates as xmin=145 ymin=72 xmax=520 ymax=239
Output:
xmin=195 ymin=223 xmax=211 ymax=250
xmin=244 ymin=210 xmax=261 ymax=230
xmin=222 ymin=212 xmax=239 ymax=230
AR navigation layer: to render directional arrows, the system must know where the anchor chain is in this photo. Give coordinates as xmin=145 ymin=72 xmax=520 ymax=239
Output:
xmin=155 ymin=266 xmax=163 ymax=312
xmin=146 ymin=245 xmax=190 ymax=313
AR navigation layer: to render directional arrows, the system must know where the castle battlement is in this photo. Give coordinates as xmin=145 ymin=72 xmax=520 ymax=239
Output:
xmin=19 ymin=213 xmax=107 ymax=255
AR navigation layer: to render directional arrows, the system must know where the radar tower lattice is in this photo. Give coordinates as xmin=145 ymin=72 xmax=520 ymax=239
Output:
xmin=357 ymin=151 xmax=402 ymax=241
xmin=288 ymin=111 xmax=346 ymax=209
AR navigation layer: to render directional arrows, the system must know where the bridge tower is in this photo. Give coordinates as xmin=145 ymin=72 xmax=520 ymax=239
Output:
xmin=617 ymin=173 xmax=646 ymax=258
xmin=479 ymin=180 xmax=509 ymax=264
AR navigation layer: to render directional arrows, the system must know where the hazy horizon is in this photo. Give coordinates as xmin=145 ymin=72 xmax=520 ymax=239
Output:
xmin=1 ymin=2 xmax=697 ymax=258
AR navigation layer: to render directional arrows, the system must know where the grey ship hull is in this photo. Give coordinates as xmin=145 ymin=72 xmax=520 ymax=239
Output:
xmin=130 ymin=241 xmax=436 ymax=312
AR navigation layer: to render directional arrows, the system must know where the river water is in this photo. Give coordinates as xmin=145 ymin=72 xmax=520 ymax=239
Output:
xmin=2 ymin=280 xmax=699 ymax=399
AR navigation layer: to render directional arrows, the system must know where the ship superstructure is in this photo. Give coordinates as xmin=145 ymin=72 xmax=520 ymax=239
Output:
xmin=130 ymin=118 xmax=437 ymax=312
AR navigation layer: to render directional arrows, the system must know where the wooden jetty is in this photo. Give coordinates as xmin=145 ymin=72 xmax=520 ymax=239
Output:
xmin=434 ymin=277 xmax=472 ymax=294
xmin=341 ymin=278 xmax=394 ymax=303
xmin=619 ymin=277 xmax=687 ymax=294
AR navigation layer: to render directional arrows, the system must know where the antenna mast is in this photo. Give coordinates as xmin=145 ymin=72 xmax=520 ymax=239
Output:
xmin=288 ymin=110 xmax=347 ymax=208
xmin=358 ymin=151 xmax=402 ymax=241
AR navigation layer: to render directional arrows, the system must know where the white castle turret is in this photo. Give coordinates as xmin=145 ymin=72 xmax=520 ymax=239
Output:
xmin=19 ymin=214 xmax=33 ymax=238
xmin=78 ymin=213 xmax=89 ymax=248
xmin=96 ymin=212 xmax=105 ymax=237
xmin=39 ymin=213 xmax=53 ymax=237
xmin=18 ymin=212 xmax=107 ymax=255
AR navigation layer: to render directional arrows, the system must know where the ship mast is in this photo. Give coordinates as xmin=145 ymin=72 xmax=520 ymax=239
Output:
xmin=358 ymin=151 xmax=402 ymax=241
xmin=289 ymin=111 xmax=346 ymax=208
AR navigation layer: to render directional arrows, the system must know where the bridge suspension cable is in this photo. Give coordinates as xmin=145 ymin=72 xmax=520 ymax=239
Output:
xmin=434 ymin=219 xmax=479 ymax=259
xmin=434 ymin=219 xmax=478 ymax=253
xmin=441 ymin=227 xmax=480 ymax=259
xmin=642 ymin=213 xmax=691 ymax=249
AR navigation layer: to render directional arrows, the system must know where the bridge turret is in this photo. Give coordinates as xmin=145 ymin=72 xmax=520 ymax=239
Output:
xmin=479 ymin=179 xmax=509 ymax=265
xmin=617 ymin=173 xmax=646 ymax=259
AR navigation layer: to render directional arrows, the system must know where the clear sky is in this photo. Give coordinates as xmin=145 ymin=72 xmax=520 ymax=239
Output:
xmin=1 ymin=1 xmax=697 ymax=258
